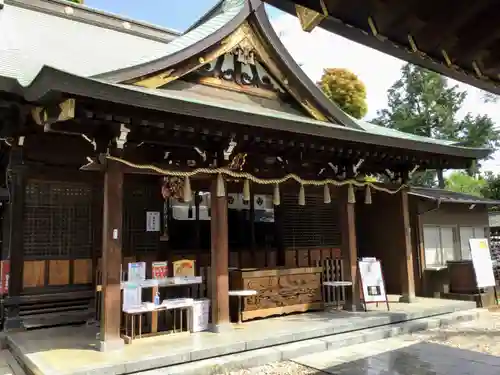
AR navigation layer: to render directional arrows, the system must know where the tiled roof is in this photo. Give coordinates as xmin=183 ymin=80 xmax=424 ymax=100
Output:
xmin=409 ymin=187 xmax=500 ymax=206
xmin=0 ymin=0 xmax=176 ymax=79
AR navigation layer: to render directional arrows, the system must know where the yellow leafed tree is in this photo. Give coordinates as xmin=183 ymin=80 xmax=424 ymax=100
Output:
xmin=317 ymin=68 xmax=368 ymax=119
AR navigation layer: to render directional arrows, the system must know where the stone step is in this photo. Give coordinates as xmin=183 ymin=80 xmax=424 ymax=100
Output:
xmin=137 ymin=309 xmax=485 ymax=375
xmin=0 ymin=350 xmax=25 ymax=375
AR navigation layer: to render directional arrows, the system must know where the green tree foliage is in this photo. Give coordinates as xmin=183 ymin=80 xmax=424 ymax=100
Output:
xmin=373 ymin=63 xmax=500 ymax=187
xmin=445 ymin=171 xmax=486 ymax=197
xmin=482 ymin=172 xmax=500 ymax=202
xmin=317 ymin=68 xmax=368 ymax=119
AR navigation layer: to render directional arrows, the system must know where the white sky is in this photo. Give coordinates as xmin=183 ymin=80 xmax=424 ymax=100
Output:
xmin=270 ymin=12 xmax=500 ymax=174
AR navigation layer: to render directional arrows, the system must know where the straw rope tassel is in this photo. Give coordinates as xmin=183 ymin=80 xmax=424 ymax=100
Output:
xmin=273 ymin=183 xmax=280 ymax=206
xmin=347 ymin=183 xmax=356 ymax=204
xmin=298 ymin=184 xmax=306 ymax=206
xmin=242 ymin=179 xmax=251 ymax=202
xmin=364 ymin=184 xmax=372 ymax=204
xmin=183 ymin=176 xmax=192 ymax=202
xmin=323 ymin=184 xmax=331 ymax=204
xmin=216 ymin=173 xmax=226 ymax=197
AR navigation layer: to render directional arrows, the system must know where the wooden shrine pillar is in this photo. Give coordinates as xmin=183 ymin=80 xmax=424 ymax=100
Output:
xmin=399 ymin=189 xmax=416 ymax=303
xmin=339 ymin=185 xmax=361 ymax=311
xmin=209 ymin=176 xmax=231 ymax=332
xmin=99 ymin=152 xmax=124 ymax=351
xmin=4 ymin=143 xmax=26 ymax=331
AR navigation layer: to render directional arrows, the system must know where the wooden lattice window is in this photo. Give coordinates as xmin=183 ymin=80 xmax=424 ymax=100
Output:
xmin=123 ymin=176 xmax=162 ymax=255
xmin=282 ymin=193 xmax=341 ymax=248
xmin=23 ymin=180 xmax=94 ymax=259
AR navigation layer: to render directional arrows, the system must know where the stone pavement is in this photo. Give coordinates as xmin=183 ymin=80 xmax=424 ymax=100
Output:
xmin=217 ymin=311 xmax=500 ymax=375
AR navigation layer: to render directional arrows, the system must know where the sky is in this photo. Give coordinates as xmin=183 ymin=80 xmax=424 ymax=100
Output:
xmin=85 ymin=0 xmax=500 ymax=173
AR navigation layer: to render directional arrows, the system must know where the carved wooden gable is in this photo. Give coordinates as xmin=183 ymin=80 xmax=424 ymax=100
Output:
xmin=185 ymin=45 xmax=286 ymax=100
xmin=129 ymin=21 xmax=329 ymax=121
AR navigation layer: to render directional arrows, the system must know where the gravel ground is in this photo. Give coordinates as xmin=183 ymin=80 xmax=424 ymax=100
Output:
xmin=214 ymin=311 xmax=500 ymax=375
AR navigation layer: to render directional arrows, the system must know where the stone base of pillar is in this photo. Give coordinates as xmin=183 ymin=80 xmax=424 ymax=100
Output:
xmin=99 ymin=338 xmax=125 ymax=352
xmin=209 ymin=322 xmax=234 ymax=333
xmin=399 ymin=294 xmax=417 ymax=303
xmin=343 ymin=302 xmax=365 ymax=312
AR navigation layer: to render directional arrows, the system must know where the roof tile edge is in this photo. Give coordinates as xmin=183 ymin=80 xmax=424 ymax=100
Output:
xmin=5 ymin=0 xmax=181 ymax=43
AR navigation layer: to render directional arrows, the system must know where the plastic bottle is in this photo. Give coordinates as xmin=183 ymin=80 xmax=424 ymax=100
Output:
xmin=154 ymin=292 xmax=160 ymax=306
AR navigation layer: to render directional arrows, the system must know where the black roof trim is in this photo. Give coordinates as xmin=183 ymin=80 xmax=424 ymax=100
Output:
xmin=93 ymin=1 xmax=251 ymax=82
xmin=409 ymin=187 xmax=500 ymax=206
xmin=266 ymin=0 xmax=500 ymax=97
xmin=21 ymin=66 xmax=490 ymax=161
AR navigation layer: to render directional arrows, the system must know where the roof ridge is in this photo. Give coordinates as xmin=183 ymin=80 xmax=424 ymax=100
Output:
xmin=5 ymin=0 xmax=180 ymax=43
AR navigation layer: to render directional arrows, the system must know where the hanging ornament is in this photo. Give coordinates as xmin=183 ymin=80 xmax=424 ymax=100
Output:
xmin=243 ymin=179 xmax=251 ymax=202
xmin=298 ymin=184 xmax=306 ymax=206
xmin=183 ymin=176 xmax=192 ymax=203
xmin=216 ymin=173 xmax=226 ymax=197
xmin=347 ymin=183 xmax=356 ymax=204
xmin=273 ymin=183 xmax=280 ymax=206
xmin=364 ymin=185 xmax=372 ymax=205
xmin=323 ymin=184 xmax=331 ymax=204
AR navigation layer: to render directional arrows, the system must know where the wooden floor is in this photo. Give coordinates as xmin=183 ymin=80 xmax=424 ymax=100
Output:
xmin=6 ymin=296 xmax=477 ymax=375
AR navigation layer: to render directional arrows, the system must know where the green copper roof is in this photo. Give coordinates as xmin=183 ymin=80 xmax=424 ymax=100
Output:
xmin=355 ymin=119 xmax=456 ymax=147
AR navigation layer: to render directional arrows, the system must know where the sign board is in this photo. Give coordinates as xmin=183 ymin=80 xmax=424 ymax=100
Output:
xmin=191 ymin=299 xmax=210 ymax=332
xmin=152 ymin=261 xmax=168 ymax=280
xmin=123 ymin=282 xmax=142 ymax=311
xmin=146 ymin=211 xmax=161 ymax=232
xmin=469 ymin=238 xmax=496 ymax=288
xmin=128 ymin=262 xmax=146 ymax=282
xmin=358 ymin=258 xmax=388 ymax=304
xmin=173 ymin=259 xmax=195 ymax=277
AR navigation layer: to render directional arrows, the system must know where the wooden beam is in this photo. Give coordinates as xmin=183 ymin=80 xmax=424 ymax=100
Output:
xmin=99 ymin=150 xmax=125 ymax=351
xmin=4 ymin=145 xmax=26 ymax=331
xmin=209 ymin=175 xmax=231 ymax=331
xmin=339 ymin=185 xmax=361 ymax=311
xmin=399 ymin=189 xmax=416 ymax=303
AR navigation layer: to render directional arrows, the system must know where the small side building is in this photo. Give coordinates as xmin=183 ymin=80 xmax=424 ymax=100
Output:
xmin=408 ymin=187 xmax=500 ymax=305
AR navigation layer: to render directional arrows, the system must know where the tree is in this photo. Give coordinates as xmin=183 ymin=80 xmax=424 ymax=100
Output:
xmin=445 ymin=171 xmax=486 ymax=197
xmin=373 ymin=63 xmax=500 ymax=187
xmin=482 ymin=172 xmax=500 ymax=202
xmin=317 ymin=68 xmax=368 ymax=119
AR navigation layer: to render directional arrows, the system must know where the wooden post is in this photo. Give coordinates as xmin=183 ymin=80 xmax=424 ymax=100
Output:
xmin=399 ymin=189 xmax=416 ymax=303
xmin=99 ymin=153 xmax=124 ymax=351
xmin=210 ymin=176 xmax=231 ymax=331
xmin=4 ymin=144 xmax=26 ymax=331
xmin=274 ymin=204 xmax=286 ymax=266
xmin=339 ymin=185 xmax=361 ymax=311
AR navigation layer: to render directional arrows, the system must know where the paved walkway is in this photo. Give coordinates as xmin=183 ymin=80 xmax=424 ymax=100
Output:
xmin=218 ymin=311 xmax=500 ymax=375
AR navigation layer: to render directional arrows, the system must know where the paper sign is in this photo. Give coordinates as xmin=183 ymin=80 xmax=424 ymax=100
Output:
xmin=146 ymin=211 xmax=160 ymax=232
xmin=173 ymin=259 xmax=195 ymax=277
xmin=152 ymin=261 xmax=168 ymax=280
xmin=358 ymin=258 xmax=387 ymax=303
xmin=128 ymin=262 xmax=146 ymax=282
xmin=123 ymin=282 xmax=142 ymax=311
xmin=469 ymin=238 xmax=496 ymax=288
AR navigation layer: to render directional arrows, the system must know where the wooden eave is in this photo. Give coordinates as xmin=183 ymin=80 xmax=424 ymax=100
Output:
xmin=267 ymin=0 xmax=500 ymax=96
xmin=19 ymin=66 xmax=491 ymax=161
xmin=94 ymin=0 xmax=363 ymax=129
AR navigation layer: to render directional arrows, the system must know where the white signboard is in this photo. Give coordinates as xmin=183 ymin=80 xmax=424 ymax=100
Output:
xmin=469 ymin=238 xmax=496 ymax=288
xmin=128 ymin=262 xmax=146 ymax=282
xmin=191 ymin=299 xmax=210 ymax=332
xmin=358 ymin=258 xmax=387 ymax=303
xmin=123 ymin=283 xmax=142 ymax=311
xmin=146 ymin=211 xmax=161 ymax=232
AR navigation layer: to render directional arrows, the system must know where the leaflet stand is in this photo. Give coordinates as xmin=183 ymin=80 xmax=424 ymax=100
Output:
xmin=469 ymin=238 xmax=498 ymax=308
xmin=358 ymin=257 xmax=390 ymax=312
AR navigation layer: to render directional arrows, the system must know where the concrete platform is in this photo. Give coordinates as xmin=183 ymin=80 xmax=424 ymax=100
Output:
xmin=5 ymin=296 xmax=478 ymax=375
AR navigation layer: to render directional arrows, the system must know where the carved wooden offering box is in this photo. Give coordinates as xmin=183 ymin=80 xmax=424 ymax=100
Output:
xmin=229 ymin=267 xmax=323 ymax=321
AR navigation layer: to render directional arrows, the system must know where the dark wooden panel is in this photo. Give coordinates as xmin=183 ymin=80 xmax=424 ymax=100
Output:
xmin=48 ymin=260 xmax=70 ymax=286
xmin=73 ymin=259 xmax=92 ymax=284
xmin=23 ymin=261 xmax=45 ymax=288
